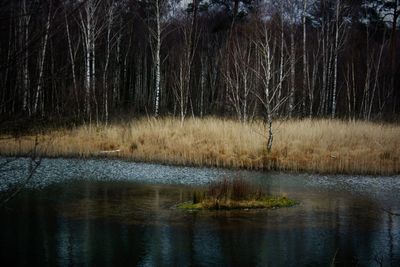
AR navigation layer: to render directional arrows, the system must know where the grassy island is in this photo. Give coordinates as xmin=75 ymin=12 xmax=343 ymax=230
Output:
xmin=1 ymin=117 xmax=399 ymax=175
xmin=178 ymin=196 xmax=296 ymax=210
xmin=177 ymin=177 xmax=296 ymax=211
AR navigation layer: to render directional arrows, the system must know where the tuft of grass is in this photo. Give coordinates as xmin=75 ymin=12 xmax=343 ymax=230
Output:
xmin=177 ymin=202 xmax=203 ymax=210
xmin=177 ymin=177 xmax=297 ymax=210
xmin=177 ymin=197 xmax=296 ymax=211
xmin=196 ymin=196 xmax=296 ymax=210
xmin=0 ymin=117 xmax=399 ymax=174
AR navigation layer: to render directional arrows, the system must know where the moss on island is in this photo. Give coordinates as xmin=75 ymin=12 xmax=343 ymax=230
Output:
xmin=178 ymin=196 xmax=296 ymax=210
xmin=177 ymin=177 xmax=297 ymax=211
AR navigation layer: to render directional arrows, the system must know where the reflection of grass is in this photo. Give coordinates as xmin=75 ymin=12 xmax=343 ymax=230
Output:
xmin=177 ymin=177 xmax=296 ymax=210
xmin=1 ymin=117 xmax=399 ymax=174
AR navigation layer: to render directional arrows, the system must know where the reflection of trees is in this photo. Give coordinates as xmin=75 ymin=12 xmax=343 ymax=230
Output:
xmin=1 ymin=176 xmax=399 ymax=265
xmin=211 ymin=192 xmax=399 ymax=266
xmin=383 ymin=208 xmax=400 ymax=217
xmin=219 ymin=222 xmax=266 ymax=266
xmin=317 ymin=194 xmax=398 ymax=266
xmin=0 ymin=185 xmax=58 ymax=265
xmin=74 ymin=186 xmax=400 ymax=266
xmin=138 ymin=186 xmax=193 ymax=266
xmin=192 ymin=219 xmax=223 ymax=265
xmin=383 ymin=209 xmax=400 ymax=266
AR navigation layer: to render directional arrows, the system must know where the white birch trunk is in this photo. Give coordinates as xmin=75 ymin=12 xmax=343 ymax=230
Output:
xmin=278 ymin=5 xmax=284 ymax=107
xmin=331 ymin=0 xmax=340 ymax=119
xmin=103 ymin=7 xmax=114 ymax=124
xmin=368 ymin=37 xmax=385 ymax=120
xmin=320 ymin=24 xmax=326 ymax=115
xmin=80 ymin=0 xmax=98 ymax=120
xmin=200 ymin=56 xmax=206 ymax=117
xmin=289 ymin=30 xmax=295 ymax=118
xmin=64 ymin=5 xmax=79 ymax=114
xmin=302 ymin=0 xmax=308 ymax=117
xmin=154 ymin=0 xmax=161 ymax=117
xmin=33 ymin=3 xmax=51 ymax=115
xmin=264 ymin=37 xmax=273 ymax=152
xmin=21 ymin=0 xmax=31 ymax=114
xmin=83 ymin=2 xmax=91 ymax=119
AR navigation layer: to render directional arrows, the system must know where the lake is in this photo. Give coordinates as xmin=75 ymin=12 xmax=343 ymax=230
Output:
xmin=0 ymin=158 xmax=399 ymax=266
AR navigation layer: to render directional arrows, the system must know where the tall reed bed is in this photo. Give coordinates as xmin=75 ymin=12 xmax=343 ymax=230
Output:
xmin=0 ymin=117 xmax=399 ymax=174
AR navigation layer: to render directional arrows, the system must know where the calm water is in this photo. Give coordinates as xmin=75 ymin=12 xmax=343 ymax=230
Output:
xmin=0 ymin=158 xmax=399 ymax=266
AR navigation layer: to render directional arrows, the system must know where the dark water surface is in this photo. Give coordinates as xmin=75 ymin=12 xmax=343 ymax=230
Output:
xmin=0 ymin=158 xmax=399 ymax=266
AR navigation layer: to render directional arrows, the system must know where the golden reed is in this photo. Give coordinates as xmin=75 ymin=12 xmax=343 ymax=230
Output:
xmin=0 ymin=117 xmax=399 ymax=175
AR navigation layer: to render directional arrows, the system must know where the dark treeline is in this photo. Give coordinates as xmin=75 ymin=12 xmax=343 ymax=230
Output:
xmin=0 ymin=0 xmax=399 ymax=123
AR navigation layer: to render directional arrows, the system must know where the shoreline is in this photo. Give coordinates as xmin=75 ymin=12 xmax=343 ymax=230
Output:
xmin=1 ymin=154 xmax=399 ymax=176
xmin=1 ymin=118 xmax=399 ymax=175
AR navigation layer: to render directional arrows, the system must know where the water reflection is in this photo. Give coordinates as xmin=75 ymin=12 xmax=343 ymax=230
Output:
xmin=0 ymin=179 xmax=399 ymax=266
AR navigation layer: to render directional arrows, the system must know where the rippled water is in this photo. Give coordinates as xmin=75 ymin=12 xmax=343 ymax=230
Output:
xmin=0 ymin=157 xmax=399 ymax=266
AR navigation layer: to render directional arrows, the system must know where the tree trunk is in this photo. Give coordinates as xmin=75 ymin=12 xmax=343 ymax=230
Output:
xmin=21 ymin=0 xmax=31 ymax=115
xmin=64 ymin=5 xmax=79 ymax=116
xmin=154 ymin=0 xmax=161 ymax=117
xmin=389 ymin=2 xmax=398 ymax=112
xmin=33 ymin=2 xmax=51 ymax=115
xmin=200 ymin=56 xmax=206 ymax=117
xmin=302 ymin=0 xmax=308 ymax=117
xmin=103 ymin=7 xmax=114 ymax=124
xmin=288 ymin=30 xmax=295 ymax=118
xmin=278 ymin=2 xmax=284 ymax=115
xmin=331 ymin=0 xmax=340 ymax=119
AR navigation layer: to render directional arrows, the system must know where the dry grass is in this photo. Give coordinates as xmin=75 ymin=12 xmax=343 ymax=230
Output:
xmin=0 ymin=117 xmax=399 ymax=174
xmin=178 ymin=177 xmax=296 ymax=210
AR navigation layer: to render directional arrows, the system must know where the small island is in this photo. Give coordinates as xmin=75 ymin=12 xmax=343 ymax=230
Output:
xmin=178 ymin=177 xmax=296 ymax=211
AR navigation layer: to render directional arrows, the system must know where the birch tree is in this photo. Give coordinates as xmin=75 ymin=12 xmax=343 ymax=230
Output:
xmin=64 ymin=1 xmax=80 ymax=116
xmin=331 ymin=0 xmax=340 ymax=118
xmin=20 ymin=0 xmax=31 ymax=115
xmin=33 ymin=0 xmax=52 ymax=115
xmin=173 ymin=6 xmax=199 ymax=124
xmin=302 ymin=0 xmax=308 ymax=117
xmin=153 ymin=0 xmax=162 ymax=117
xmin=367 ymin=0 xmax=399 ymax=112
xmin=79 ymin=0 xmax=102 ymax=121
xmin=281 ymin=0 xmax=302 ymax=118
xmin=102 ymin=1 xmax=118 ymax=123
xmin=0 ymin=0 xmax=399 ymax=121
xmin=223 ymin=34 xmax=254 ymax=123
xmin=253 ymin=24 xmax=290 ymax=152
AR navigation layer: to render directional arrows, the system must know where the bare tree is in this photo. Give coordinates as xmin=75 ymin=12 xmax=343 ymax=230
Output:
xmin=223 ymin=33 xmax=254 ymax=123
xmin=289 ymin=24 xmax=296 ymax=118
xmin=78 ymin=0 xmax=102 ymax=122
xmin=20 ymin=0 xmax=31 ymax=115
xmin=33 ymin=0 xmax=52 ymax=115
xmin=153 ymin=0 xmax=162 ymax=117
xmin=102 ymin=1 xmax=119 ymax=124
xmin=143 ymin=0 xmax=168 ymax=117
xmin=253 ymin=24 xmax=290 ymax=152
xmin=172 ymin=6 xmax=199 ymax=124
xmin=0 ymin=0 xmax=399 ymax=122
xmin=302 ymin=0 xmax=308 ymax=117
xmin=64 ymin=2 xmax=80 ymax=116
xmin=332 ymin=0 xmax=343 ymax=119
xmin=281 ymin=0 xmax=301 ymax=118
xmin=278 ymin=1 xmax=286 ymax=112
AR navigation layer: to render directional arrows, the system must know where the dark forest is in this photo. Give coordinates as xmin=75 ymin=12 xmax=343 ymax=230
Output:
xmin=0 ymin=0 xmax=399 ymax=124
